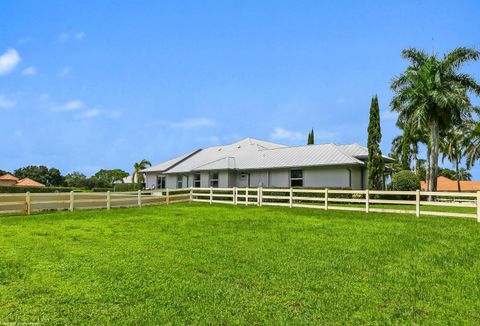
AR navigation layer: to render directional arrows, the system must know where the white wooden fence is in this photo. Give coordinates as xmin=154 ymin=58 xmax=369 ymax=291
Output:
xmin=0 ymin=187 xmax=479 ymax=222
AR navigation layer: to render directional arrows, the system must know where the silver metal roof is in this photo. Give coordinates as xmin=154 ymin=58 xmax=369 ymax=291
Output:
xmin=141 ymin=149 xmax=199 ymax=173
xmin=144 ymin=138 xmax=386 ymax=174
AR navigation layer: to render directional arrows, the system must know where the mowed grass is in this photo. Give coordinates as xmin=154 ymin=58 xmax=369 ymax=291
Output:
xmin=1 ymin=204 xmax=479 ymax=324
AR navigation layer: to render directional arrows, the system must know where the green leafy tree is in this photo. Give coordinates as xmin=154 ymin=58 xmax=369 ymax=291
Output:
xmin=64 ymin=172 xmax=87 ymax=188
xmin=367 ymin=95 xmax=384 ymax=190
xmin=0 ymin=169 xmax=8 ymax=176
xmin=14 ymin=165 xmax=64 ymax=186
xmin=133 ymin=159 xmax=152 ymax=188
xmin=307 ymin=129 xmax=314 ymax=145
xmin=94 ymin=169 xmax=129 ymax=187
xmin=391 ymin=47 xmax=480 ymax=191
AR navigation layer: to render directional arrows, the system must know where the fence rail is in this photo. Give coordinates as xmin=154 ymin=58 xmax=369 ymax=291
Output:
xmin=0 ymin=187 xmax=479 ymax=222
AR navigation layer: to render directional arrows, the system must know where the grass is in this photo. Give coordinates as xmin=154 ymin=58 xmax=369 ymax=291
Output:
xmin=1 ymin=203 xmax=479 ymax=324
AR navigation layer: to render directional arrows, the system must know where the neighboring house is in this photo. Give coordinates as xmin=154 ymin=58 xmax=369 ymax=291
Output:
xmin=141 ymin=138 xmax=393 ymax=190
xmin=114 ymin=175 xmax=138 ymax=184
xmin=0 ymin=173 xmax=46 ymax=187
xmin=420 ymin=176 xmax=480 ymax=192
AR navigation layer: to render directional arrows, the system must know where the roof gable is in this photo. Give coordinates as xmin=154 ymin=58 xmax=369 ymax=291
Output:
xmin=0 ymin=173 xmax=19 ymax=181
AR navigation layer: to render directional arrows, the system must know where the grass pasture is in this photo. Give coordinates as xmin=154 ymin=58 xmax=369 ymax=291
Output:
xmin=1 ymin=203 xmax=479 ymax=324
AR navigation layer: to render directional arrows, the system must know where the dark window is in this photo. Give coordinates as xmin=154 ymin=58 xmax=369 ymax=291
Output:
xmin=193 ymin=173 xmax=201 ymax=188
xmin=290 ymin=170 xmax=303 ymax=187
xmin=210 ymin=171 xmax=219 ymax=188
xmin=176 ymin=175 xmax=183 ymax=188
xmin=157 ymin=175 xmax=166 ymax=189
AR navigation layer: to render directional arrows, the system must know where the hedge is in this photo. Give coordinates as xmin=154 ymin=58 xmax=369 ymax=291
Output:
xmin=114 ymin=183 xmax=141 ymax=192
xmin=0 ymin=186 xmax=76 ymax=193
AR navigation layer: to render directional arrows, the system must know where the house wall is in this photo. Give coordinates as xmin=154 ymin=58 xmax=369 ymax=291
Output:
xmin=0 ymin=180 xmax=17 ymax=187
xmin=144 ymin=165 xmax=366 ymax=190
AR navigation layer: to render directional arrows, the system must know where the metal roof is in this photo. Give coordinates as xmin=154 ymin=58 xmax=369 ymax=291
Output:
xmin=141 ymin=149 xmax=200 ymax=173
xmin=144 ymin=138 xmax=385 ymax=174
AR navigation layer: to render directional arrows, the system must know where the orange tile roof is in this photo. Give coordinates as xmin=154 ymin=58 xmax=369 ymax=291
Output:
xmin=420 ymin=176 xmax=480 ymax=192
xmin=0 ymin=173 xmax=19 ymax=181
xmin=15 ymin=178 xmax=46 ymax=187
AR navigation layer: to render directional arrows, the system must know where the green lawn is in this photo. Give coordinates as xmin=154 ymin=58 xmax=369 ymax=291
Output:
xmin=1 ymin=203 xmax=479 ymax=324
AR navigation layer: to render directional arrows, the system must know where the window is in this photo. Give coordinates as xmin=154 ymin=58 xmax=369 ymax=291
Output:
xmin=177 ymin=175 xmax=183 ymax=188
xmin=210 ymin=171 xmax=219 ymax=188
xmin=290 ymin=170 xmax=303 ymax=187
xmin=157 ymin=175 xmax=166 ymax=189
xmin=193 ymin=173 xmax=201 ymax=188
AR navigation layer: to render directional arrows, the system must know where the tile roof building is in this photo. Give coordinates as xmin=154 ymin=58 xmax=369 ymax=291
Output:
xmin=0 ymin=173 xmax=45 ymax=187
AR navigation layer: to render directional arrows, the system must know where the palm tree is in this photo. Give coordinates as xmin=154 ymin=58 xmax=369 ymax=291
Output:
xmin=458 ymin=168 xmax=472 ymax=181
xmin=440 ymin=129 xmax=466 ymax=192
xmin=132 ymin=159 xmax=151 ymax=189
xmin=391 ymin=47 xmax=480 ymax=191
xmin=464 ymin=121 xmax=480 ymax=168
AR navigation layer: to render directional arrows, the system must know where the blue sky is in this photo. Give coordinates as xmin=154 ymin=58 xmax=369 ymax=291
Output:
xmin=1 ymin=1 xmax=480 ymax=177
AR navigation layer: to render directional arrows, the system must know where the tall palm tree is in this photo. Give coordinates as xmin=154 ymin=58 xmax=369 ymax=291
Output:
xmin=391 ymin=47 xmax=480 ymax=191
xmin=464 ymin=121 xmax=480 ymax=168
xmin=458 ymin=168 xmax=472 ymax=181
xmin=132 ymin=159 xmax=152 ymax=188
xmin=440 ymin=129 xmax=466 ymax=192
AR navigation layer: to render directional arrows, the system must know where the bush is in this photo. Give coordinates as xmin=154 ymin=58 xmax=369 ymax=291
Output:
xmin=114 ymin=183 xmax=141 ymax=192
xmin=92 ymin=188 xmax=114 ymax=192
xmin=0 ymin=186 xmax=76 ymax=193
xmin=391 ymin=170 xmax=420 ymax=191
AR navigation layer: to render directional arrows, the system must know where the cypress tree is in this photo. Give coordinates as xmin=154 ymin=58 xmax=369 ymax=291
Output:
xmin=367 ymin=95 xmax=385 ymax=190
xmin=307 ymin=129 xmax=314 ymax=145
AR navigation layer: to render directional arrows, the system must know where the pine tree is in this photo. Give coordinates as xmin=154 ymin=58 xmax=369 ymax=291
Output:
xmin=367 ymin=95 xmax=385 ymax=190
xmin=307 ymin=129 xmax=314 ymax=145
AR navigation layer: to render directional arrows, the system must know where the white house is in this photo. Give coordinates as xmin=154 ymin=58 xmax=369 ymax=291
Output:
xmin=141 ymin=138 xmax=393 ymax=190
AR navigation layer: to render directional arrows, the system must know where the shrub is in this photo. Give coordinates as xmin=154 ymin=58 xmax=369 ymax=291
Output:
xmin=114 ymin=183 xmax=141 ymax=192
xmin=0 ymin=186 xmax=76 ymax=193
xmin=391 ymin=170 xmax=420 ymax=191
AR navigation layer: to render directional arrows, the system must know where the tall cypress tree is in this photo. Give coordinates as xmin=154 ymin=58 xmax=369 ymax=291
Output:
xmin=367 ymin=95 xmax=385 ymax=190
xmin=307 ymin=129 xmax=314 ymax=145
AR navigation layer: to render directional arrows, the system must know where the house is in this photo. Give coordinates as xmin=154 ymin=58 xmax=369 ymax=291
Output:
xmin=141 ymin=138 xmax=393 ymax=190
xmin=421 ymin=176 xmax=480 ymax=192
xmin=0 ymin=173 xmax=46 ymax=187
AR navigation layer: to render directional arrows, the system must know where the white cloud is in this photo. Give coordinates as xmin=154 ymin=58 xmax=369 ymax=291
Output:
xmin=22 ymin=66 xmax=37 ymax=76
xmin=53 ymin=100 xmax=85 ymax=112
xmin=15 ymin=130 xmax=23 ymax=137
xmin=159 ymin=118 xmax=215 ymax=128
xmin=0 ymin=94 xmax=16 ymax=109
xmin=0 ymin=49 xmax=21 ymax=75
xmin=58 ymin=32 xmax=85 ymax=42
xmin=58 ymin=67 xmax=71 ymax=77
xmin=75 ymin=32 xmax=85 ymax=40
xmin=270 ymin=127 xmax=305 ymax=141
xmin=336 ymin=97 xmax=348 ymax=104
xmin=79 ymin=109 xmax=100 ymax=119
xmin=40 ymin=93 xmax=50 ymax=101
xmin=381 ymin=110 xmax=398 ymax=121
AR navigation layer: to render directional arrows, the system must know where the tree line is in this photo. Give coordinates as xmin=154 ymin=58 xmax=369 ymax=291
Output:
xmin=0 ymin=159 xmax=152 ymax=190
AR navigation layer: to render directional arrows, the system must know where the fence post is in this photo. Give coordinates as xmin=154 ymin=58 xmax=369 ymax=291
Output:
xmin=233 ymin=187 xmax=237 ymax=205
xmin=477 ymin=191 xmax=480 ymax=223
xmin=25 ymin=192 xmax=31 ymax=215
xmin=257 ymin=187 xmax=261 ymax=206
xmin=189 ymin=187 xmax=193 ymax=203
xmin=245 ymin=188 xmax=249 ymax=206
xmin=107 ymin=191 xmax=111 ymax=210
xmin=69 ymin=191 xmax=74 ymax=211
xmin=365 ymin=189 xmax=369 ymax=213
xmin=138 ymin=190 xmax=142 ymax=207
xmin=416 ymin=190 xmax=420 ymax=217
xmin=166 ymin=188 xmax=169 ymax=205
xmin=210 ymin=187 xmax=213 ymax=204
xmin=289 ymin=188 xmax=293 ymax=208
xmin=324 ymin=188 xmax=328 ymax=210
